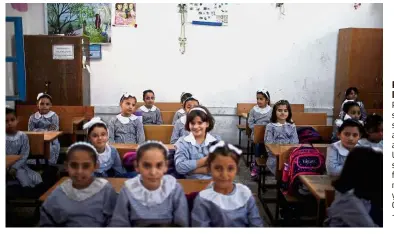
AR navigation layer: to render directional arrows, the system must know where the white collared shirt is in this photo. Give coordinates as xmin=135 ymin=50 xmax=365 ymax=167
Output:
xmin=139 ymin=105 xmax=157 ymax=112
xmin=116 ymin=113 xmax=138 ymax=124
xmin=34 ymin=111 xmax=55 ymax=119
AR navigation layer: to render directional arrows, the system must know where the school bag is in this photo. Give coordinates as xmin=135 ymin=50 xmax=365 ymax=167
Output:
xmin=282 ymin=144 xmax=325 ymax=196
xmin=297 ymin=127 xmax=323 ymax=144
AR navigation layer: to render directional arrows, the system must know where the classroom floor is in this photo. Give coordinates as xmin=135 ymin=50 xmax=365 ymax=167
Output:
xmin=6 ymin=153 xmax=276 ymax=227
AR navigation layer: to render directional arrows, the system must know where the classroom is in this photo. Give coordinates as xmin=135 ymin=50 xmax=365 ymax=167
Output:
xmin=5 ymin=2 xmax=383 ymax=228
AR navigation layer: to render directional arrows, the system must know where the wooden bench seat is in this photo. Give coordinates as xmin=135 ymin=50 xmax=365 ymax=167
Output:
xmin=16 ymin=105 xmax=94 ymax=143
xmin=144 ymin=125 xmax=174 ymax=144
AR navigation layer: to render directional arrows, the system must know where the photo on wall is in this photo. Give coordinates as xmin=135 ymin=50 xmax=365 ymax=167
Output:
xmin=45 ymin=3 xmax=112 ymax=44
xmin=113 ymin=3 xmax=136 ymax=27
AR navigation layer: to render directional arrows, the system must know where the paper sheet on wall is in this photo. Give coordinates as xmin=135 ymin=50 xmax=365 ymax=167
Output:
xmin=187 ymin=3 xmax=228 ymax=25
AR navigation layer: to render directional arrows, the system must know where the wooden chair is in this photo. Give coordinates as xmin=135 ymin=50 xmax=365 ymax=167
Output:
xmin=143 ymin=125 xmax=174 ymax=144
xmin=366 ymin=108 xmax=382 ymax=116
xmin=292 ymin=112 xmax=327 ymax=125
xmin=136 ymin=102 xmax=181 ymax=112
xmin=161 ymin=111 xmax=176 ymax=125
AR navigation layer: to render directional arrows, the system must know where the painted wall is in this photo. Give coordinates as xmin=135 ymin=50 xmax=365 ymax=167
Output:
xmin=5 ymin=3 xmax=383 ymax=144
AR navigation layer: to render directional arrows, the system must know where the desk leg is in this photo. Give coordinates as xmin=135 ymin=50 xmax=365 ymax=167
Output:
xmin=316 ymin=199 xmax=326 ymax=226
xmin=238 ymin=116 xmax=242 ymax=146
xmin=72 ymin=132 xmax=77 ymax=143
xmin=44 ymin=142 xmax=50 ymax=161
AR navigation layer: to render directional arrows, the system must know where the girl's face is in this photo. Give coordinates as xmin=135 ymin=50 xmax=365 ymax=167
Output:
xmin=184 ymin=100 xmax=199 ymax=113
xmin=123 ymin=3 xmax=128 ymax=10
xmin=116 ymin=4 xmax=122 ymax=10
xmin=338 ymin=126 xmax=360 ymax=150
xmin=6 ymin=113 xmax=18 ymax=133
xmin=120 ymin=97 xmax=136 ymax=116
xmin=256 ymin=94 xmax=268 ymax=108
xmin=189 ymin=116 xmax=209 ymax=138
xmin=347 ymin=106 xmax=361 ymax=120
xmin=367 ymin=123 xmax=383 ymax=143
xmin=66 ymin=150 xmax=97 ymax=189
xmin=136 ymin=148 xmax=168 ymax=190
xmin=210 ymin=154 xmax=237 ymax=193
xmin=144 ymin=92 xmax=155 ymax=107
xmin=88 ymin=127 xmax=108 ymax=152
xmin=129 ymin=3 xmax=134 ymax=10
xmin=276 ymin=105 xmax=289 ymax=122
xmin=346 ymin=90 xmax=357 ymax=100
xmin=38 ymin=97 xmax=52 ymax=115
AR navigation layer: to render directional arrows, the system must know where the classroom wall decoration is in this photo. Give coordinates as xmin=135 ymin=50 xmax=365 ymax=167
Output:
xmin=46 ymin=3 xmax=112 ymax=44
xmin=187 ymin=3 xmax=228 ymax=26
xmin=113 ymin=3 xmax=137 ymax=27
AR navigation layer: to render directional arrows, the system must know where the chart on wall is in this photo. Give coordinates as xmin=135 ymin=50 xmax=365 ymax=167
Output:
xmin=113 ymin=3 xmax=137 ymax=27
xmin=46 ymin=3 xmax=112 ymax=44
xmin=187 ymin=3 xmax=228 ymax=26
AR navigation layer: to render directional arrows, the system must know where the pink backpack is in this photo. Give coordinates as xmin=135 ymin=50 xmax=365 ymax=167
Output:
xmin=282 ymin=145 xmax=325 ymax=195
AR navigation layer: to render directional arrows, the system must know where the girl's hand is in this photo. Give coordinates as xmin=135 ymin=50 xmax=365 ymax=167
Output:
xmin=8 ymin=168 xmax=16 ymax=179
xmin=48 ymin=124 xmax=57 ymax=131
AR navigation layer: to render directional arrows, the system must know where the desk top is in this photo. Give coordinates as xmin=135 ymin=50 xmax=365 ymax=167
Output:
xmin=299 ymin=175 xmax=335 ymax=200
xmin=39 ymin=177 xmax=211 ymax=202
xmin=44 ymin=131 xmax=63 ymax=142
xmin=6 ymin=155 xmax=21 ymax=168
xmin=72 ymin=117 xmax=85 ymax=125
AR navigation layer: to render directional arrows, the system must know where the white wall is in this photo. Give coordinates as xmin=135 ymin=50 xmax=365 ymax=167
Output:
xmin=89 ymin=3 xmax=383 ymax=108
xmin=5 ymin=3 xmax=383 ymax=143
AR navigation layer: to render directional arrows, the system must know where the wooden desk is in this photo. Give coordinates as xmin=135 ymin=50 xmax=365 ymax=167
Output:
xmin=6 ymin=155 xmax=21 ymax=168
xmin=111 ymin=143 xmax=175 ymax=158
xmin=240 ymin=113 xmax=248 ymax=119
xmin=39 ymin=177 xmax=211 ymax=202
xmin=44 ymin=131 xmax=63 ymax=159
xmin=299 ymin=175 xmax=335 ymax=226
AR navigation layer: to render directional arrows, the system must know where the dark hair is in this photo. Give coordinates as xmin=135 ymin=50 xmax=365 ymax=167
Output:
xmin=66 ymin=144 xmax=97 ymax=164
xmin=345 ymin=87 xmax=359 ymax=97
xmin=87 ymin=122 xmax=108 ymax=136
xmin=206 ymin=141 xmax=242 ymax=172
xmin=338 ymin=119 xmax=363 ymax=134
xmin=136 ymin=142 xmax=168 ymax=164
xmin=143 ymin=90 xmax=155 ymax=100
xmin=183 ymin=96 xmax=199 ymax=109
xmin=256 ymin=91 xmax=270 ymax=105
xmin=344 ymin=87 xmax=359 ymax=102
xmin=332 ymin=147 xmax=382 ymax=206
xmin=270 ymin=100 xmax=293 ymax=124
xmin=120 ymin=95 xmax=137 ymax=104
xmin=185 ymin=105 xmax=215 ymax=132
xmin=342 ymin=101 xmax=360 ymax=116
xmin=115 ymin=3 xmax=123 ymax=10
xmin=364 ymin=114 xmax=383 ymax=135
xmin=6 ymin=107 xmax=16 ymax=116
xmin=180 ymin=92 xmax=193 ymax=103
